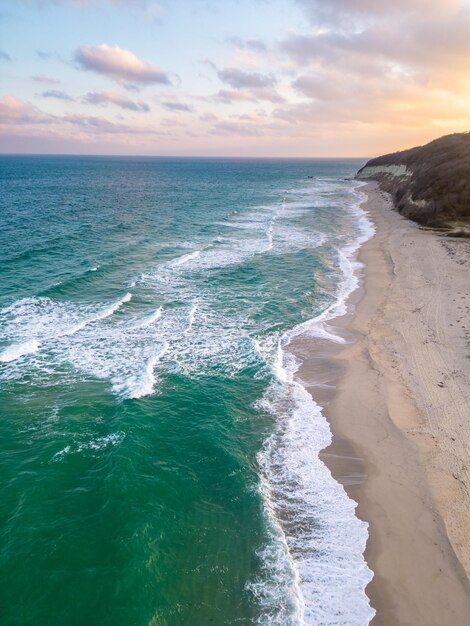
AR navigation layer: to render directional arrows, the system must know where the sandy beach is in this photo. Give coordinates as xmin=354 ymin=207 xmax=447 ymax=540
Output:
xmin=292 ymin=182 xmax=470 ymax=625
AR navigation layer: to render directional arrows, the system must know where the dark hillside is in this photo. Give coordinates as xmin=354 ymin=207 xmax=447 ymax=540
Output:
xmin=357 ymin=132 xmax=470 ymax=228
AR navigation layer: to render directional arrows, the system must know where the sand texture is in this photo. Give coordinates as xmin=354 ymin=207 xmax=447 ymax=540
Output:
xmin=293 ymin=182 xmax=470 ymax=625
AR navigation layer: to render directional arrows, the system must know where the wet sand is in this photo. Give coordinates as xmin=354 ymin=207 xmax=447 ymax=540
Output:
xmin=291 ymin=182 xmax=470 ymax=625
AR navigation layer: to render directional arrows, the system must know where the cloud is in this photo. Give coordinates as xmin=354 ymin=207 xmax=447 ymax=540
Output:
xmin=160 ymin=117 xmax=188 ymax=128
xmin=285 ymin=1 xmax=470 ymax=78
xmin=18 ymin=0 xmax=156 ymax=7
xmin=41 ymin=90 xmax=75 ymax=101
xmin=32 ymin=74 xmax=62 ymax=85
xmin=213 ymin=89 xmax=257 ymax=104
xmin=0 ymin=93 xmax=181 ymax=155
xmin=62 ymin=112 xmax=130 ymax=133
xmin=76 ymin=0 xmax=151 ymax=5
xmin=35 ymin=50 xmax=63 ymax=62
xmin=33 ymin=0 xmax=164 ymax=22
xmin=83 ymin=90 xmax=150 ymax=111
xmin=282 ymin=13 xmax=470 ymax=77
xmin=0 ymin=50 xmax=11 ymax=62
xmin=210 ymin=121 xmax=263 ymax=137
xmin=0 ymin=95 xmax=51 ymax=125
xmin=4 ymin=1 xmax=469 ymax=156
xmin=273 ymin=80 xmax=470 ymax=129
xmin=199 ymin=113 xmax=218 ymax=123
xmin=161 ymin=101 xmax=193 ymax=112
xmin=74 ymin=44 xmax=171 ymax=87
xmin=217 ymin=67 xmax=275 ymax=90
xmin=0 ymin=95 xmax=144 ymax=137
xmin=276 ymin=0 xmax=470 ymax=131
xmin=208 ymin=111 xmax=288 ymax=138
xmin=294 ymin=0 xmax=450 ymax=25
xmin=59 ymin=112 xmax=171 ymax=137
xmin=291 ymin=73 xmax=344 ymax=102
xmin=227 ymin=37 xmax=268 ymax=53
xmin=215 ymin=67 xmax=283 ymax=103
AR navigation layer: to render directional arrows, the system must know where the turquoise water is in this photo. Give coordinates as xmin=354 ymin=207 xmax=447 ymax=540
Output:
xmin=0 ymin=157 xmax=374 ymax=625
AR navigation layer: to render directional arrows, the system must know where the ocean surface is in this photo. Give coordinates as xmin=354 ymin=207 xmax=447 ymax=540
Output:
xmin=0 ymin=156 xmax=374 ymax=626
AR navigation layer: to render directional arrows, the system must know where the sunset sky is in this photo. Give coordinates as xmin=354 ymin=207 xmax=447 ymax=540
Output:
xmin=1 ymin=0 xmax=469 ymax=156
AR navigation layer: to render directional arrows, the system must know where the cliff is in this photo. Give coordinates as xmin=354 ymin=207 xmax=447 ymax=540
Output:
xmin=357 ymin=132 xmax=470 ymax=230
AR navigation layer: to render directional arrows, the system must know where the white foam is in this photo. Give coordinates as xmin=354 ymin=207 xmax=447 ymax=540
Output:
xmin=78 ymin=431 xmax=125 ymax=451
xmin=255 ymin=376 xmax=375 ymax=624
xmin=273 ymin=339 xmax=288 ymax=383
xmin=283 ymin=188 xmax=373 ymax=347
xmin=171 ymin=250 xmax=201 ymax=267
xmin=51 ymin=445 xmax=71 ymax=462
xmin=0 ymin=294 xmax=133 ymax=365
xmin=117 ymin=342 xmax=169 ymax=399
xmin=142 ymin=205 xmax=293 ymax=283
xmin=1 ymin=178 xmax=374 ymax=525
xmin=54 ymin=300 xmax=195 ymax=399
xmin=249 ymin=182 xmax=376 ymax=625
xmin=0 ymin=338 xmax=41 ymax=363
xmin=51 ymin=431 xmax=125 ymax=462
xmin=57 ymin=293 xmax=132 ymax=338
xmin=185 ymin=303 xmax=197 ymax=333
xmin=129 ymin=306 xmax=163 ymax=329
xmin=248 ymin=463 xmax=306 ymax=625
xmin=265 ymin=203 xmax=280 ymax=252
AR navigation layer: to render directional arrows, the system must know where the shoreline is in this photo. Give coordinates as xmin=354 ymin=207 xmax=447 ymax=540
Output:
xmin=290 ymin=182 xmax=470 ymax=624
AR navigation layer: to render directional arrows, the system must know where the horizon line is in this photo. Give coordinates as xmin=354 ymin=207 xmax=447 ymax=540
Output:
xmin=0 ymin=152 xmax=373 ymax=160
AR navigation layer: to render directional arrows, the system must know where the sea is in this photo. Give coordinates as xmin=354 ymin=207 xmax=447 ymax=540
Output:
xmin=0 ymin=156 xmax=375 ymax=626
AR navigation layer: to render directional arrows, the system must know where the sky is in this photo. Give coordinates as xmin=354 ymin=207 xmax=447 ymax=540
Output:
xmin=1 ymin=0 xmax=469 ymax=156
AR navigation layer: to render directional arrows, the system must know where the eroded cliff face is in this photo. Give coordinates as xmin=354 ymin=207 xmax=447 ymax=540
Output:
xmin=356 ymin=132 xmax=470 ymax=229
xmin=357 ymin=164 xmax=411 ymax=180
